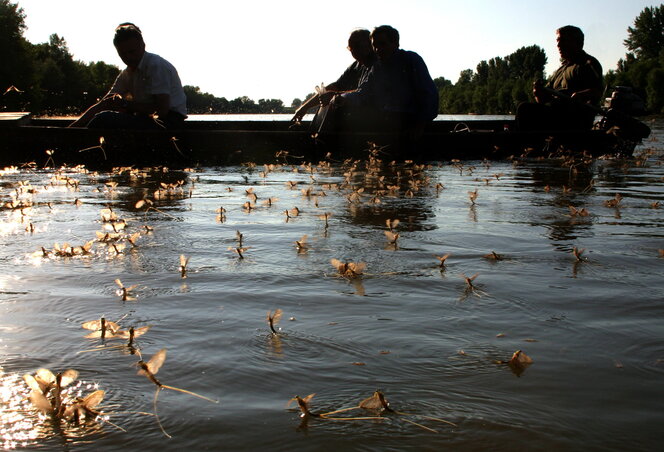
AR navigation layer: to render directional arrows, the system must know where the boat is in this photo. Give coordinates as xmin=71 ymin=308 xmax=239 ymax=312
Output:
xmin=0 ymin=112 xmax=650 ymax=168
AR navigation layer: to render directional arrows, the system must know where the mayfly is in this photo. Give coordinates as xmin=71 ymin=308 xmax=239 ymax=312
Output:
xmin=24 ymin=368 xmax=79 ymax=416
xmin=136 ymin=349 xmax=218 ymax=438
xmin=483 ymin=251 xmax=503 ymax=261
xmin=330 ymin=259 xmax=366 ymax=278
xmin=82 ymin=317 xmax=121 ymax=339
xmin=179 ymin=255 xmax=189 ymax=278
xmin=228 ymin=246 xmax=250 ymax=259
xmin=267 ymin=309 xmax=283 ymax=335
xmin=468 ymin=189 xmax=479 ymax=205
xmin=385 ymin=218 xmax=400 ymax=231
xmin=321 ymin=390 xmax=455 ymax=430
xmin=434 ymin=253 xmax=450 ymax=269
xmin=384 ymin=230 xmax=399 ymax=246
xmin=294 ymin=235 xmax=308 ymax=252
xmin=62 ymin=390 xmax=105 ymax=423
xmin=318 ymin=212 xmax=332 ymax=228
xmin=126 ymin=232 xmax=141 ymax=247
xmin=115 ymin=279 xmax=138 ymax=301
xmin=572 ymin=246 xmax=586 ymax=262
xmin=461 ymin=273 xmax=479 ymax=288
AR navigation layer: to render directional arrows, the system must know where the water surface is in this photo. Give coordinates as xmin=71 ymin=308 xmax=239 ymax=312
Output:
xmin=0 ymin=119 xmax=663 ymax=451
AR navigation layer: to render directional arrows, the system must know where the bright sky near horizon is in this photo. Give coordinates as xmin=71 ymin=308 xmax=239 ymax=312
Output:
xmin=15 ymin=0 xmax=661 ymax=104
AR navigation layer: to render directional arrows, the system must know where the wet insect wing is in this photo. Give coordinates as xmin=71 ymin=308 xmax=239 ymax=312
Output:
xmin=34 ymin=368 xmax=56 ymax=392
xmin=348 ymin=262 xmax=366 ymax=275
xmin=29 ymin=389 xmax=53 ymax=414
xmin=81 ymin=389 xmax=105 ymax=410
xmin=359 ymin=392 xmax=384 ymax=411
xmin=82 ymin=319 xmax=120 ymax=333
xmin=140 ymin=348 xmax=167 ymax=376
xmin=330 ymin=259 xmax=344 ymax=272
xmin=58 ymin=369 xmax=79 ymax=388
xmin=120 ymin=325 xmax=151 ymax=338
xmin=23 ymin=374 xmax=43 ymax=393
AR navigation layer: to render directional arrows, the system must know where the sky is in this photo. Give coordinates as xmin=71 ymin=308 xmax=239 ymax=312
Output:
xmin=15 ymin=0 xmax=660 ymax=104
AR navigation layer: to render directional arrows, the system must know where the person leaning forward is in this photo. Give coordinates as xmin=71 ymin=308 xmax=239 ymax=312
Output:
xmin=70 ymin=23 xmax=187 ymax=129
xmin=291 ymin=29 xmax=376 ymax=124
xmin=336 ymin=25 xmax=439 ymax=137
xmin=517 ymin=25 xmax=603 ymax=131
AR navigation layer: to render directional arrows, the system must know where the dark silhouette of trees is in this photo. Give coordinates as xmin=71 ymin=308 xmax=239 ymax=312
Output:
xmin=438 ymin=45 xmax=546 ymax=114
xmin=606 ymin=5 xmax=664 ymax=113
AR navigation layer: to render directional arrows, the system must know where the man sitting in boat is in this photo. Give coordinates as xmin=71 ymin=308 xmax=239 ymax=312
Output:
xmin=290 ymin=29 xmax=376 ymax=125
xmin=517 ymin=25 xmax=603 ymax=131
xmin=334 ymin=25 xmax=439 ymax=137
xmin=70 ymin=23 xmax=187 ymax=130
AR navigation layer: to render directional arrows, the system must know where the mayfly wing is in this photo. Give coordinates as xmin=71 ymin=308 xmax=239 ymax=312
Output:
xmin=272 ymin=309 xmax=283 ymax=325
xmin=29 ymin=390 xmax=53 ymax=414
xmin=359 ymin=392 xmax=383 ymax=410
xmin=82 ymin=319 xmax=103 ymax=331
xmin=34 ymin=368 xmax=56 ymax=391
xmin=180 ymin=255 xmax=189 ymax=267
xmin=330 ymin=258 xmax=343 ymax=271
xmin=144 ymin=348 xmax=167 ymax=375
xmin=23 ymin=374 xmax=42 ymax=393
xmin=59 ymin=369 xmax=79 ymax=388
xmin=82 ymin=389 xmax=105 ymax=409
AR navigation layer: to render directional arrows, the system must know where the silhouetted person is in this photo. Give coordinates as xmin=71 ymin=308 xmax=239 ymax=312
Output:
xmin=517 ymin=25 xmax=603 ymax=131
xmin=336 ymin=25 xmax=438 ymax=137
xmin=70 ymin=23 xmax=187 ymax=129
xmin=291 ymin=29 xmax=376 ymax=130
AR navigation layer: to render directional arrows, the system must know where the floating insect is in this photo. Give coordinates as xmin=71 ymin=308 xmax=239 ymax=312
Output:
xmin=294 ymin=235 xmax=308 ymax=252
xmin=434 ymin=253 xmax=450 ymax=268
xmin=82 ymin=317 xmax=121 ymax=339
xmin=604 ymin=193 xmax=623 ymax=208
xmin=267 ymin=309 xmax=283 ymax=335
xmin=330 ymin=259 xmax=366 ymax=278
xmin=228 ymin=246 xmax=250 ymax=259
xmin=318 ymin=212 xmax=332 ymax=228
xmin=461 ymin=273 xmax=479 ymax=288
xmin=24 ymin=368 xmax=79 ymax=416
xmin=384 ymin=230 xmax=399 ymax=246
xmin=62 ymin=390 xmax=105 ymax=423
xmin=320 ymin=390 xmax=455 ymax=431
xmin=468 ymin=189 xmax=479 ymax=205
xmin=114 ymin=279 xmax=137 ymax=301
xmin=572 ymin=246 xmax=586 ymax=262
xmin=287 ymin=393 xmax=318 ymax=418
xmin=179 ymin=254 xmax=189 ymax=278
xmin=136 ymin=349 xmax=218 ymax=438
xmin=236 ymin=230 xmax=244 ymax=247
xmin=568 ymin=205 xmax=590 ymax=217
xmin=385 ymin=218 xmax=400 ymax=231
xmin=483 ymin=251 xmax=503 ymax=261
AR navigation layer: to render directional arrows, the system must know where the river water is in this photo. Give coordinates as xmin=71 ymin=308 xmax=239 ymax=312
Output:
xmin=0 ymin=119 xmax=663 ymax=451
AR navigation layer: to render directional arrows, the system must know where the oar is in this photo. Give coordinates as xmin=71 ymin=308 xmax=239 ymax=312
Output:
xmin=544 ymin=87 xmax=650 ymax=140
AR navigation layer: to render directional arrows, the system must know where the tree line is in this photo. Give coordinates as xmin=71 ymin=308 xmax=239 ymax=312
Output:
xmin=2 ymin=0 xmax=663 ymax=116
xmin=605 ymin=5 xmax=664 ymax=114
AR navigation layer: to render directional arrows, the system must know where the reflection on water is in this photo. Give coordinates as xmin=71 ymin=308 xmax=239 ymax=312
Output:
xmin=0 ymin=121 xmax=663 ymax=450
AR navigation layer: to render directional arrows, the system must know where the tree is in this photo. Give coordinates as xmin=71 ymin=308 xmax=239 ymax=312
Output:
xmin=624 ymin=5 xmax=664 ymax=60
xmin=0 ymin=0 xmax=34 ymax=109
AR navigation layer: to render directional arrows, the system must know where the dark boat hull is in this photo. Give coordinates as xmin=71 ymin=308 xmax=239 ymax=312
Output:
xmin=0 ymin=116 xmax=640 ymax=168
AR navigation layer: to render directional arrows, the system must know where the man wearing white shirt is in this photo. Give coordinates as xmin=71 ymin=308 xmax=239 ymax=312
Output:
xmin=71 ymin=23 xmax=187 ymax=129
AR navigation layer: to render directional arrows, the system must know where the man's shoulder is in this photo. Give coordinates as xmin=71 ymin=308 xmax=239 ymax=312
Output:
xmin=141 ymin=52 xmax=176 ymax=71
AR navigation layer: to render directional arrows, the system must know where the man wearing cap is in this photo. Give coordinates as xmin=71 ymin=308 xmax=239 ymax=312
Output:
xmin=71 ymin=23 xmax=187 ymax=129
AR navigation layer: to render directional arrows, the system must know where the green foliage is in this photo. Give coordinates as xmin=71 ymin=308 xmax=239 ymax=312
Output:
xmin=607 ymin=5 xmax=664 ymax=114
xmin=438 ymin=45 xmax=546 ymax=114
xmin=624 ymin=5 xmax=664 ymax=60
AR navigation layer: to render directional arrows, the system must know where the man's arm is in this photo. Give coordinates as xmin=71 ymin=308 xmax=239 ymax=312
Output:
xmin=291 ymin=82 xmax=340 ymax=122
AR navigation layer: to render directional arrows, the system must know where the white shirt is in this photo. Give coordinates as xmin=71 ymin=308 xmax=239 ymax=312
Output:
xmin=110 ymin=51 xmax=187 ymax=116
